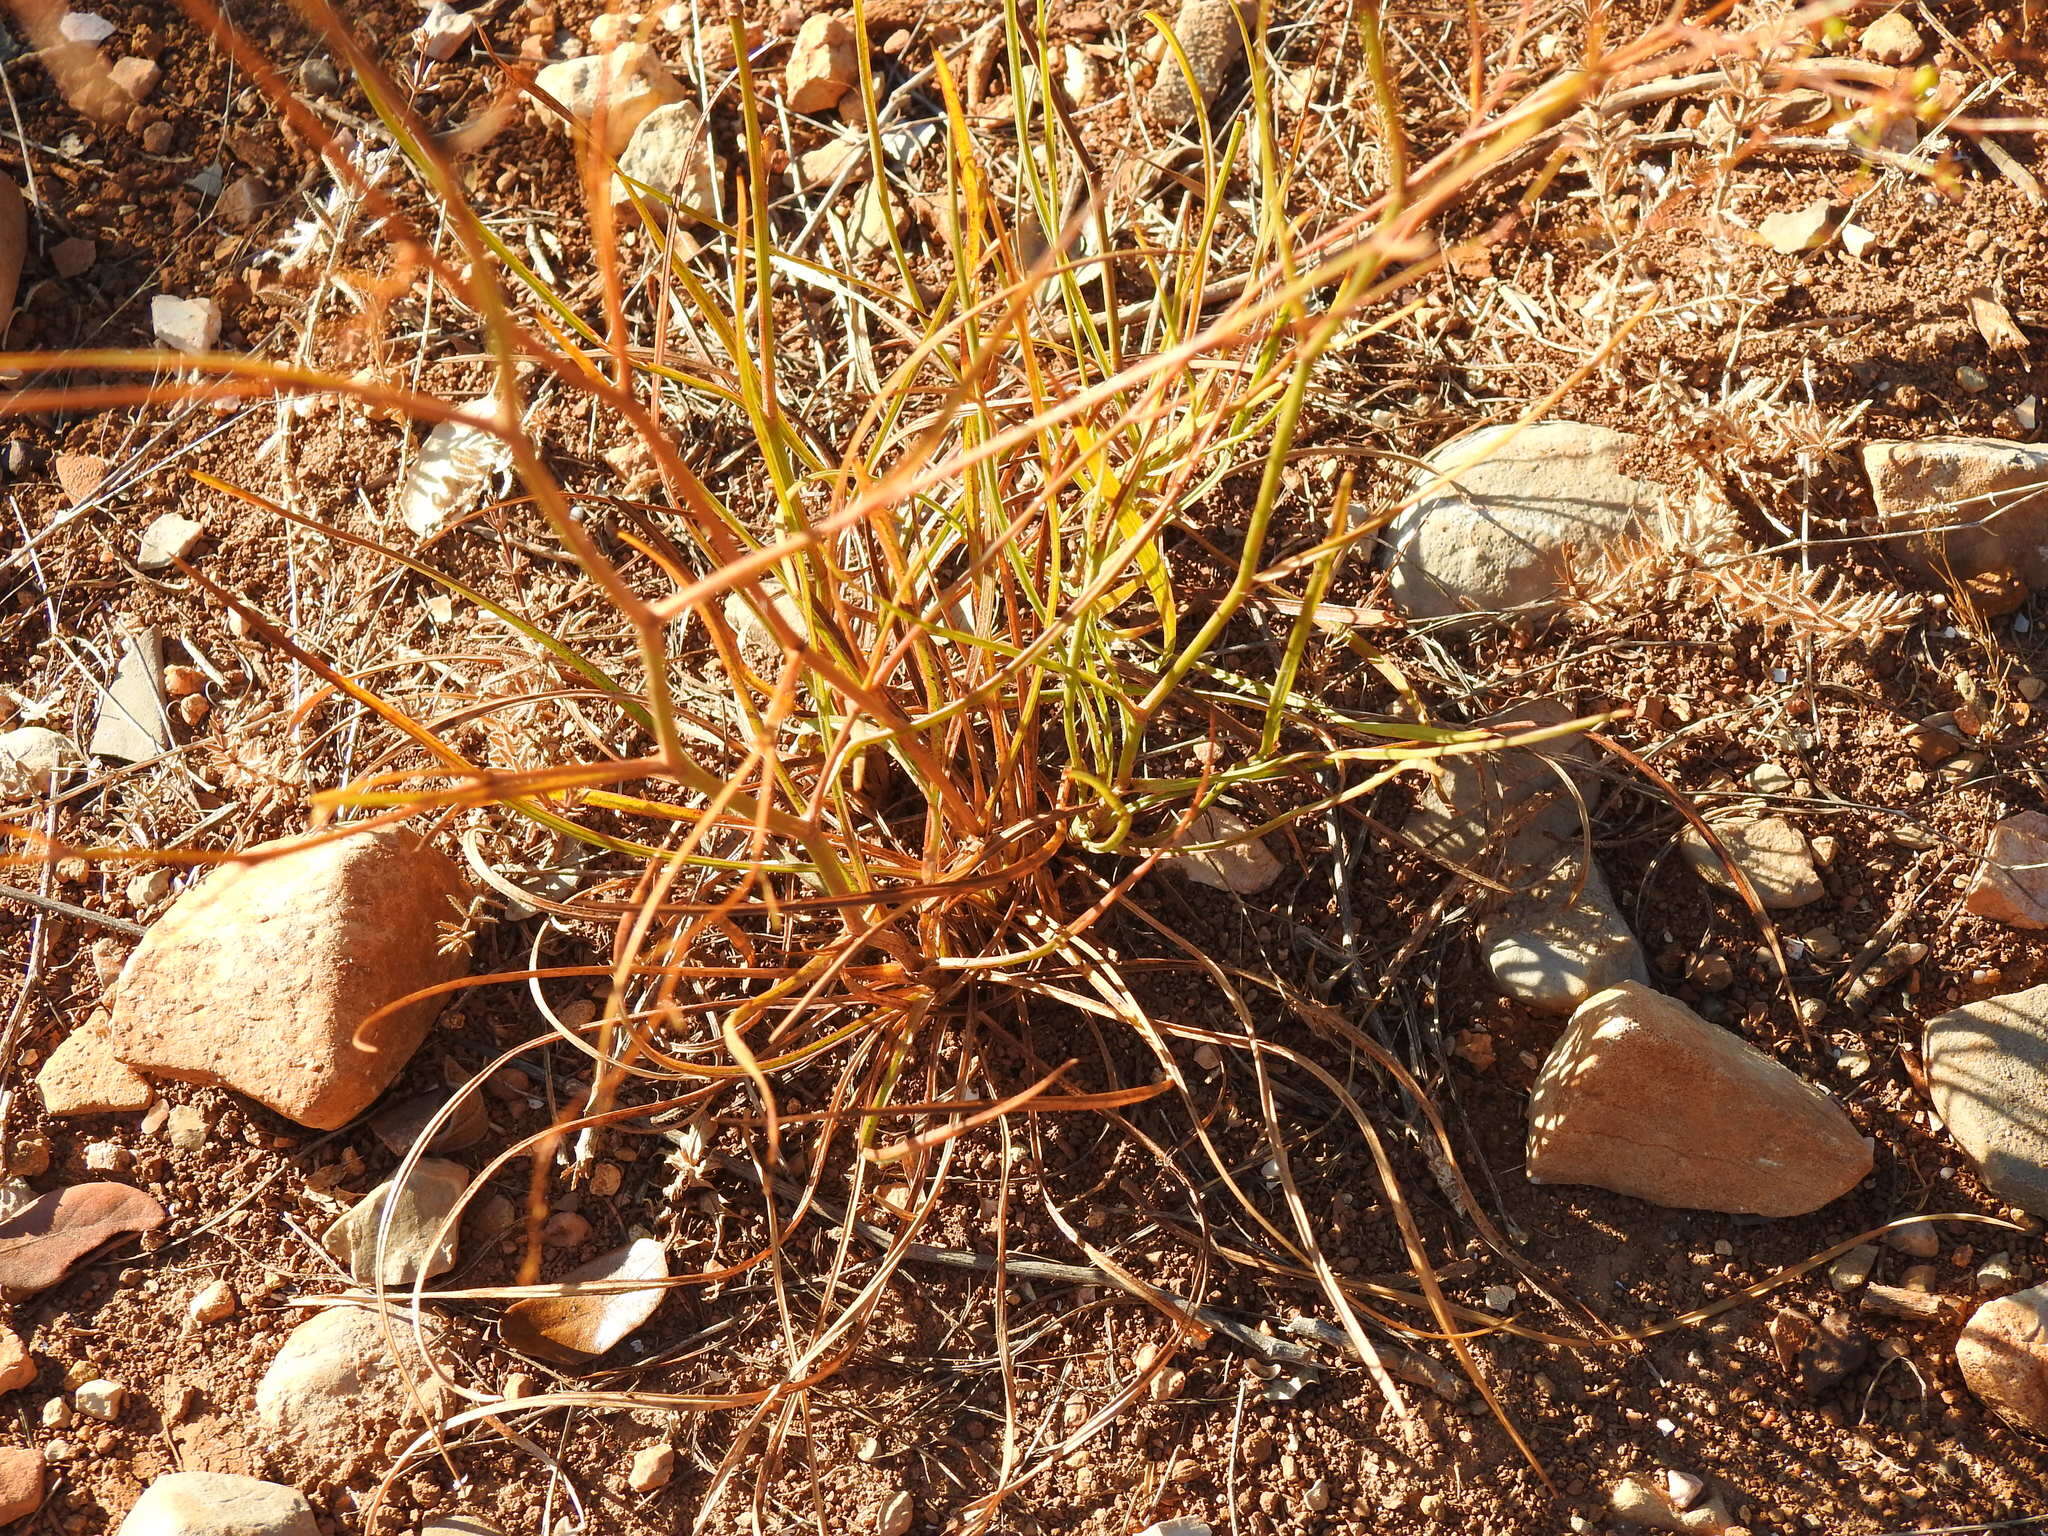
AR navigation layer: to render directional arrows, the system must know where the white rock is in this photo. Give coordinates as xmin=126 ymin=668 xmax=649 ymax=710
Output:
xmin=1861 ymin=11 xmax=1923 ymax=64
xmin=1759 ymin=200 xmax=1837 ymax=255
xmin=73 ymin=1379 xmax=125 ymax=1421
xmin=89 ymin=631 xmax=168 ymax=763
xmin=0 ymin=727 xmax=82 ymax=793
xmin=402 ymin=401 xmax=514 ymax=538
xmin=127 ymin=868 xmax=173 ymax=907
xmin=1840 ymin=222 xmax=1879 ymax=258
xmin=875 ymin=1491 xmax=913 ymax=1536
xmin=612 ymin=100 xmax=715 ymax=215
xmin=150 ymin=295 xmax=222 ymax=356
xmin=1862 ymin=437 xmax=2048 ymax=588
xmin=137 ymin=512 xmax=205 ymax=570
xmin=533 ymin=43 xmax=685 ymax=154
xmin=58 ymin=11 xmax=115 ymax=42
xmin=1162 ymin=806 xmax=1284 ymax=893
xmin=418 ymin=3 xmax=475 ymax=60
xmin=1681 ymin=815 xmax=1824 ymax=910
xmin=1381 ymin=421 xmax=1660 ymax=621
xmin=116 ymin=1472 xmax=318 ymax=1536
xmin=321 ymin=1159 xmax=468 ymax=1285
xmin=627 ymin=1443 xmax=674 ymax=1492
xmin=254 ymin=1306 xmax=447 ymax=1484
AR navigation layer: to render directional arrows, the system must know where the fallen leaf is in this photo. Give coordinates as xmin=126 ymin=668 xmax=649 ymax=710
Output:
xmin=1967 ymin=288 xmax=2029 ymax=353
xmin=0 ymin=1184 xmax=167 ymax=1296
xmin=502 ymin=1237 xmax=669 ymax=1366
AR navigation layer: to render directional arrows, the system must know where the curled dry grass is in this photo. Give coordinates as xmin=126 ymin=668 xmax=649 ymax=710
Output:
xmin=0 ymin=0 xmax=1932 ymax=1526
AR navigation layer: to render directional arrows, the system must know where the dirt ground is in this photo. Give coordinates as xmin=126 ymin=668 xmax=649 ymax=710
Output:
xmin=4 ymin=0 xmax=2048 ymax=1533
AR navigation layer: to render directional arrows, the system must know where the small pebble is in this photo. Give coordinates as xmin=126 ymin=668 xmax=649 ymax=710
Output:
xmin=1886 ymin=1221 xmax=1940 ymax=1259
xmin=83 ymin=1142 xmax=132 ymax=1174
xmin=542 ymin=1212 xmax=591 ymax=1247
xmin=627 ymin=1442 xmax=674 ymax=1492
xmin=1830 ymin=1244 xmax=1879 ymax=1293
xmin=40 ymin=1400 xmax=69 ymax=1431
xmin=1483 ymin=1285 xmax=1518 ymax=1313
xmin=72 ymin=1380 xmax=125 ymax=1422
xmin=187 ymin=1280 xmax=237 ymax=1324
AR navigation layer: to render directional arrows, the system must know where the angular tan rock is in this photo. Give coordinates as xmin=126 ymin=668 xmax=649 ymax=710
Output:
xmin=784 ymin=13 xmax=856 ymax=114
xmin=1381 ymin=422 xmax=1661 ymax=621
xmin=116 ymin=1472 xmax=318 ymax=1536
xmin=322 ymin=1159 xmax=467 ymax=1286
xmin=1145 ymin=0 xmax=1251 ymax=124
xmin=1958 ymin=1285 xmax=2048 ymax=1432
xmin=1162 ymin=806 xmax=1284 ymax=894
xmin=1527 ymin=982 xmax=1871 ymax=1217
xmin=0 ymin=1447 xmax=41 ymax=1525
xmin=1925 ymin=985 xmax=2048 ymax=1215
xmin=1681 ymin=815 xmax=1824 ymax=910
xmin=254 ymin=1306 xmax=447 ymax=1485
xmin=1862 ymin=437 xmax=2048 ymax=588
xmin=106 ymin=829 xmax=472 ymax=1130
xmin=37 ymin=1012 xmax=153 ymax=1117
xmin=611 ymin=100 xmax=715 ymax=215
xmin=1967 ymin=811 xmax=2048 ymax=929
xmin=534 ymin=43 xmax=685 ymax=154
xmin=0 ymin=1324 xmax=33 ymax=1392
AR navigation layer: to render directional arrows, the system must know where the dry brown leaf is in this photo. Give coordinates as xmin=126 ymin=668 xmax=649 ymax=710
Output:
xmin=501 ymin=1237 xmax=669 ymax=1366
xmin=1967 ymin=288 xmax=2029 ymax=353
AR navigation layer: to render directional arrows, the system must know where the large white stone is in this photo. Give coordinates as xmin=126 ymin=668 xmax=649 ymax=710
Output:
xmin=254 ymin=1306 xmax=446 ymax=1484
xmin=1862 ymin=437 xmax=2048 ymax=588
xmin=1380 ymin=422 xmax=1660 ymax=622
xmin=116 ymin=1473 xmax=318 ymax=1536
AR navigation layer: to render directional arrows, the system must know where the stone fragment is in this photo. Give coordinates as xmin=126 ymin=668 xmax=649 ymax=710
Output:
xmin=73 ymin=1379 xmax=124 ymax=1420
xmin=57 ymin=11 xmax=113 ymax=43
xmin=534 ymin=43 xmax=685 ymax=154
xmin=1959 ymin=1285 xmax=2048 ymax=1432
xmin=1966 ymin=811 xmax=2048 ymax=929
xmin=612 ymin=100 xmax=715 ymax=215
xmin=1527 ymin=982 xmax=1871 ymax=1217
xmin=418 ymin=3 xmax=475 ymax=60
xmin=150 ymin=295 xmax=221 ymax=355
xmin=1861 ymin=11 xmax=1923 ymax=63
xmin=1829 ymin=1243 xmax=1878 ymax=1293
xmin=1480 ymin=847 xmax=1648 ymax=1014
xmin=216 ymin=175 xmax=269 ymax=230
xmin=322 ymin=1159 xmax=467 ymax=1285
xmin=0 ymin=1326 xmax=32 ymax=1392
xmin=1609 ymin=1475 xmax=1734 ymax=1534
xmin=90 ymin=631 xmax=168 ymax=763
xmin=1681 ymin=815 xmax=1824 ymax=910
xmin=1789 ymin=1308 xmax=1868 ymax=1395
xmin=1862 ymin=437 xmax=2048 ymax=588
xmin=0 ymin=1184 xmax=166 ymax=1297
xmin=115 ymin=1472 xmax=319 ymax=1536
xmin=784 ymin=13 xmax=856 ymax=113
xmin=254 ymin=1307 xmax=446 ymax=1484
xmin=50 ymin=236 xmax=95 ymax=278
xmin=1380 ymin=422 xmax=1660 ymax=621
xmin=1162 ymin=806 xmax=1284 ymax=893
xmin=1144 ymin=0 xmax=1250 ymax=124
xmin=106 ymin=829 xmax=473 ymax=1130
xmin=37 ymin=1013 xmax=153 ymax=1116
xmin=165 ymin=1105 xmax=207 ymax=1153
xmin=627 ymin=1443 xmax=674 ymax=1492
xmin=0 ymin=727 xmax=82 ymax=793
xmin=875 ymin=1491 xmax=913 ymax=1536
xmin=1886 ymin=1220 xmax=1940 ymax=1259
xmin=421 ymin=1519 xmax=503 ymax=1536
xmin=189 ymin=1279 xmax=237 ymax=1323
xmin=53 ymin=452 xmax=108 ymax=506
xmin=1925 ymin=985 xmax=2048 ymax=1215
xmin=1759 ymin=200 xmax=1837 ymax=254
xmin=0 ymin=1448 xmax=41 ymax=1525
xmin=109 ymin=56 xmax=161 ymax=100
xmin=138 ymin=512 xmax=205 ymax=569
xmin=402 ymin=401 xmax=514 ymax=539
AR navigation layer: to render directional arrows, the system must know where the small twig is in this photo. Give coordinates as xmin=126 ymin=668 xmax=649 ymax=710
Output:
xmin=0 ymin=882 xmax=147 ymax=938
